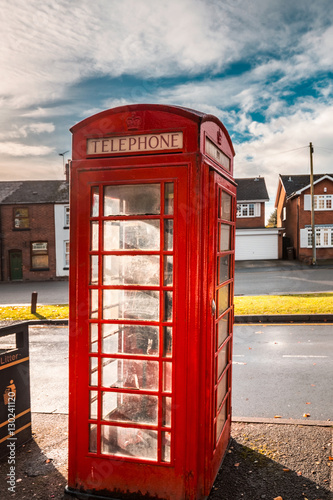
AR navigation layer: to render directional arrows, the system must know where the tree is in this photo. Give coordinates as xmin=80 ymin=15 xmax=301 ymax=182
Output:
xmin=267 ymin=209 xmax=277 ymax=227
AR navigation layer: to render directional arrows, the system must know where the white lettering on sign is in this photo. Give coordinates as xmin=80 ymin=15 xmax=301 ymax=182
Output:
xmin=205 ymin=137 xmax=230 ymax=171
xmin=87 ymin=132 xmax=183 ymax=155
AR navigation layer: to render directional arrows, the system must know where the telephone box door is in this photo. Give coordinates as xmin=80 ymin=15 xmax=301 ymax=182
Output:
xmin=69 ymin=163 xmax=189 ymax=498
xmin=205 ymin=169 xmax=235 ymax=491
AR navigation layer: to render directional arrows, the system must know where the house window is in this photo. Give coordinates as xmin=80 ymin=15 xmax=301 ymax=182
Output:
xmin=31 ymin=242 xmax=49 ymax=270
xmin=13 ymin=208 xmax=29 ymax=229
xmin=65 ymin=206 xmax=70 ymax=227
xmin=306 ymin=194 xmax=333 ymax=210
xmin=236 ymin=203 xmax=257 ymax=217
xmin=301 ymin=227 xmax=333 ymax=248
xmin=64 ymin=240 xmax=69 ymax=268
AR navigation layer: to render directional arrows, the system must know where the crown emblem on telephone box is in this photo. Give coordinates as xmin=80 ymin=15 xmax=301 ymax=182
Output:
xmin=126 ymin=113 xmax=143 ymax=130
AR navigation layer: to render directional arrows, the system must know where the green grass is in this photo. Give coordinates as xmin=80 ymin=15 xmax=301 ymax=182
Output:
xmin=0 ymin=305 xmax=69 ymax=321
xmin=234 ymin=293 xmax=333 ymax=315
xmin=0 ymin=293 xmax=331 ymax=321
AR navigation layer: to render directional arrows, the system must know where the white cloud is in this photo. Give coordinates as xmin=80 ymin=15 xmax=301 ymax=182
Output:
xmin=0 ymin=142 xmax=55 ymax=156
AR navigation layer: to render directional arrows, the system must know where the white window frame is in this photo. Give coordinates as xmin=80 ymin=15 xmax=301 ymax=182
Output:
xmin=236 ymin=202 xmax=260 ymax=218
xmin=64 ymin=206 xmax=70 ymax=227
xmin=300 ymin=227 xmax=333 ymax=248
xmin=304 ymin=194 xmax=333 ymax=211
xmin=64 ymin=240 xmax=69 ymax=268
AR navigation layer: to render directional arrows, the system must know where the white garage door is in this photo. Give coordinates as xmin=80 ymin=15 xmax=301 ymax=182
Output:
xmin=235 ymin=231 xmax=278 ymax=260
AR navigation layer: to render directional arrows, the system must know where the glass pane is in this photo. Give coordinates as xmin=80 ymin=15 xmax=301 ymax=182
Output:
xmin=221 ymin=191 xmax=231 ymax=221
xmin=163 ymin=327 xmax=172 ymax=357
xmin=102 ymin=392 xmax=158 ymax=425
xmin=163 ymin=397 xmax=172 ymax=427
xmin=217 ymin=255 xmax=230 ymax=284
xmin=102 ymin=324 xmax=159 ymax=356
xmin=89 ymin=424 xmax=97 ymax=453
xmin=219 ymin=224 xmax=231 ymax=251
xmin=90 ymin=357 xmax=98 ymax=386
xmin=103 ymin=255 xmax=160 ymax=286
xmin=103 ymin=290 xmax=159 ymax=321
xmin=163 ymin=256 xmax=173 ymax=285
xmin=217 ymin=342 xmax=229 ymax=380
xmin=164 ymin=183 xmax=174 ymax=215
xmin=217 ymin=313 xmax=229 ymax=349
xmin=217 ymin=284 xmax=229 ymax=316
xmin=164 ymin=220 xmax=173 ymax=250
xmin=104 ymin=220 xmax=160 ymax=251
xmin=90 ymin=255 xmax=99 ymax=284
xmin=164 ymin=292 xmax=173 ymax=322
xmin=91 ymin=221 xmax=99 ymax=251
xmin=216 ymin=401 xmax=227 ymax=443
xmin=90 ymin=391 xmax=98 ymax=419
xmin=91 ymin=187 xmax=99 ymax=217
xmin=163 ymin=362 xmax=172 ymax=392
xmin=101 ymin=425 xmax=158 ymax=460
xmin=104 ymin=184 xmax=160 ymax=216
xmin=90 ymin=289 xmax=99 ymax=319
xmin=217 ymin=373 xmax=228 ymax=412
xmin=102 ymin=358 xmax=159 ymax=391
xmin=90 ymin=324 xmax=98 ymax=353
xmin=161 ymin=431 xmax=171 ymax=462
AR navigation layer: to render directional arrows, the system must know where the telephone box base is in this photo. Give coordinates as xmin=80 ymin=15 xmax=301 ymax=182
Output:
xmin=64 ymin=486 xmax=170 ymax=500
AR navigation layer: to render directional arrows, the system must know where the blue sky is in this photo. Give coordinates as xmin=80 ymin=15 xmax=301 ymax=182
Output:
xmin=1 ymin=0 xmax=333 ymax=218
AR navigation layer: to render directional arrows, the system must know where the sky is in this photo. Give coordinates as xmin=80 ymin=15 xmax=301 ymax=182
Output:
xmin=1 ymin=0 xmax=333 ymax=218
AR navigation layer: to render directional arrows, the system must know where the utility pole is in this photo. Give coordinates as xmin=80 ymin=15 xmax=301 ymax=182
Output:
xmin=309 ymin=142 xmax=316 ymax=266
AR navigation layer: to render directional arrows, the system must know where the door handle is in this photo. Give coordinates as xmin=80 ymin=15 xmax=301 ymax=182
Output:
xmin=211 ymin=299 xmax=216 ymax=316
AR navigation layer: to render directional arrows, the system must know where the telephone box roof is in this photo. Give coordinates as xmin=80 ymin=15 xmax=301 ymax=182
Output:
xmin=70 ymin=103 xmax=235 ymax=156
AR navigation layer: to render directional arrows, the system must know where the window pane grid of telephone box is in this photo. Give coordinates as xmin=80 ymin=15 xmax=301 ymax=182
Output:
xmin=87 ymin=181 xmax=175 ymax=464
xmin=214 ymin=188 xmax=235 ymax=447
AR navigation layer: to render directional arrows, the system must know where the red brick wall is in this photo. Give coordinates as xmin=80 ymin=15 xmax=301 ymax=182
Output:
xmin=1 ymin=204 xmax=56 ymax=281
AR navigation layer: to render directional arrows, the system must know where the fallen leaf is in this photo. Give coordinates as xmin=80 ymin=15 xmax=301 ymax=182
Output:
xmin=283 ymin=468 xmax=290 ymax=472
xmin=234 ymin=463 xmax=240 ymax=467
xmin=297 ymin=471 xmax=302 ymax=476
xmin=329 ymin=456 xmax=333 ymax=461
xmin=303 ymin=413 xmax=311 ymax=418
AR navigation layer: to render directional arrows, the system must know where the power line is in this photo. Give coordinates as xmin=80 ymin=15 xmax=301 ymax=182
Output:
xmin=236 ymin=145 xmax=308 ymax=165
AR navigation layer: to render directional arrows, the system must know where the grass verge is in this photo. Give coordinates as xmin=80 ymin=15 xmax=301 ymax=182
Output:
xmin=0 ymin=305 xmax=69 ymax=321
xmin=234 ymin=293 xmax=333 ymax=316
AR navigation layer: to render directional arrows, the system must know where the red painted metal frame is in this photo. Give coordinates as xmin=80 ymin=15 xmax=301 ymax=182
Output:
xmin=68 ymin=104 xmax=236 ymax=500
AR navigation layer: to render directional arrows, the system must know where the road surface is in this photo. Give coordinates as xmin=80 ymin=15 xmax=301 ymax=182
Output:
xmin=1 ymin=323 xmax=331 ymax=422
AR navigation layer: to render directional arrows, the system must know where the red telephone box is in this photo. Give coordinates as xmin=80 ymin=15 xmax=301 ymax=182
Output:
xmin=66 ymin=104 xmax=236 ymax=500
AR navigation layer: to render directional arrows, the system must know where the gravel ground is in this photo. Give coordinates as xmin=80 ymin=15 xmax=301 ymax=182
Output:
xmin=0 ymin=415 xmax=332 ymax=500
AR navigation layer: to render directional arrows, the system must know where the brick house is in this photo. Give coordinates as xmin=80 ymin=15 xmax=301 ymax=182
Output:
xmin=275 ymin=174 xmax=333 ymax=262
xmin=0 ymin=180 xmax=69 ymax=281
xmin=235 ymin=177 xmax=268 ymax=228
xmin=235 ymin=177 xmax=283 ymax=260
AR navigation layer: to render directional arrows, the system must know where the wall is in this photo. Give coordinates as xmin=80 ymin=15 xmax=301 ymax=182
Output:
xmin=1 ymin=203 xmax=57 ymax=281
